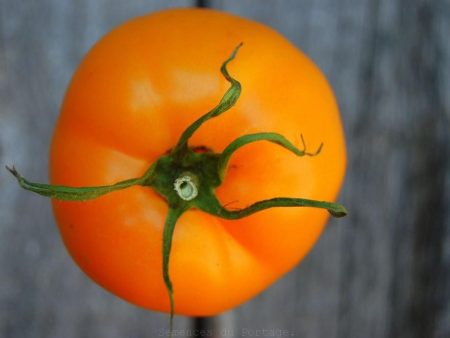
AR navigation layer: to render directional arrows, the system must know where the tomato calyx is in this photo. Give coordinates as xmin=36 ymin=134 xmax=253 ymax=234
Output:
xmin=7 ymin=43 xmax=347 ymax=335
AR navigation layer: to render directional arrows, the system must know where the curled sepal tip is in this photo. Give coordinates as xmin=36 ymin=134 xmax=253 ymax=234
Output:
xmin=162 ymin=207 xmax=186 ymax=337
xmin=217 ymin=132 xmax=324 ymax=180
xmin=172 ymin=43 xmax=243 ymax=156
xmin=5 ymin=165 xmax=154 ymax=201
xmin=195 ymin=193 xmax=347 ymax=221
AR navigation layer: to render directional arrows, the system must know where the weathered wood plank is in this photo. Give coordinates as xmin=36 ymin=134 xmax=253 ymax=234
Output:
xmin=208 ymin=1 xmax=450 ymax=338
xmin=0 ymin=1 xmax=195 ymax=338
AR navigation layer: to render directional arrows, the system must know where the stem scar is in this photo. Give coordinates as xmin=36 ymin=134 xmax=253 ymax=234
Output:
xmin=173 ymin=174 xmax=198 ymax=201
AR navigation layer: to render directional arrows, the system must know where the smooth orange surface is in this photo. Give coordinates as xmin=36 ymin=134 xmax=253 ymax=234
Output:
xmin=50 ymin=8 xmax=346 ymax=316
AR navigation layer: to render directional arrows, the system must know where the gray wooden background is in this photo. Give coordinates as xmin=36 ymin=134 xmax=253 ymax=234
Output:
xmin=1 ymin=1 xmax=449 ymax=337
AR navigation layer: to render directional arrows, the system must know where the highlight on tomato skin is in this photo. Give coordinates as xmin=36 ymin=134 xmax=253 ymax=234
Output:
xmin=8 ymin=7 xmax=347 ymax=319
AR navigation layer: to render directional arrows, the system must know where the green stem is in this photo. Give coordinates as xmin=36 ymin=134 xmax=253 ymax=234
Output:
xmin=162 ymin=207 xmax=186 ymax=337
xmin=218 ymin=132 xmax=323 ymax=180
xmin=172 ymin=43 xmax=243 ymax=157
xmin=6 ymin=165 xmax=155 ymax=201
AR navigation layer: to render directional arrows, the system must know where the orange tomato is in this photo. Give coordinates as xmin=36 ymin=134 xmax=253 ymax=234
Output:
xmin=50 ymin=8 xmax=346 ymax=316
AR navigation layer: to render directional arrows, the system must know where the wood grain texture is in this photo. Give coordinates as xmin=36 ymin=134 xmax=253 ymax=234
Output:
xmin=0 ymin=1 xmax=195 ymax=338
xmin=207 ymin=1 xmax=450 ymax=338
xmin=1 ymin=1 xmax=449 ymax=338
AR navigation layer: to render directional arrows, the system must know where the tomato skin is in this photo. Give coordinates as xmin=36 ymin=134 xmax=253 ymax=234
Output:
xmin=50 ymin=8 xmax=346 ymax=316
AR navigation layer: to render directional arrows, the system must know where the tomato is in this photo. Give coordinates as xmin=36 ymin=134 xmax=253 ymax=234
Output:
xmin=48 ymin=8 xmax=346 ymax=316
